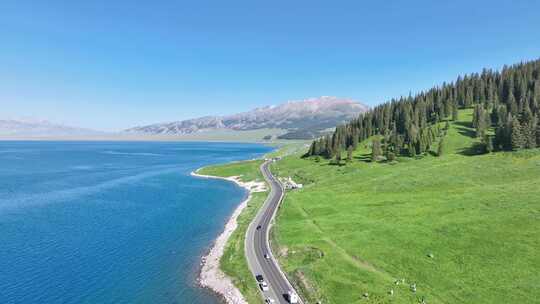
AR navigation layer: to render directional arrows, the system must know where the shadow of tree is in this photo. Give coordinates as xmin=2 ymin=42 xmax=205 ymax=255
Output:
xmin=459 ymin=142 xmax=486 ymax=156
xmin=328 ymin=161 xmax=346 ymax=166
xmin=454 ymin=120 xmax=473 ymax=128
xmin=453 ymin=121 xmax=477 ymax=138
xmin=353 ymin=153 xmax=372 ymax=163
xmin=428 ymin=150 xmax=438 ymax=157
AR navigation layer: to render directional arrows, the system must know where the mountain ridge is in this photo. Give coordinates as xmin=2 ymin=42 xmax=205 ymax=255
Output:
xmin=0 ymin=119 xmax=103 ymax=138
xmin=126 ymin=96 xmax=368 ymax=140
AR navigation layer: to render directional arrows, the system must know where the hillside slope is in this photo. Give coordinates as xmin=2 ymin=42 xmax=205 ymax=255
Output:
xmin=271 ymin=110 xmax=540 ymax=303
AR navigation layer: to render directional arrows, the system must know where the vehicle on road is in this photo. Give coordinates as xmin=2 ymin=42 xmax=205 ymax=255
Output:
xmin=287 ymin=290 xmax=299 ymax=304
xmin=247 ymin=161 xmax=302 ymax=304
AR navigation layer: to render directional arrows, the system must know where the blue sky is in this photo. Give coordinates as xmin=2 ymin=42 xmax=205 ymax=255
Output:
xmin=1 ymin=0 xmax=540 ymax=131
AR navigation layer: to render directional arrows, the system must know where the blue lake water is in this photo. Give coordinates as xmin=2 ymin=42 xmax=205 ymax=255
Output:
xmin=0 ymin=141 xmax=272 ymax=304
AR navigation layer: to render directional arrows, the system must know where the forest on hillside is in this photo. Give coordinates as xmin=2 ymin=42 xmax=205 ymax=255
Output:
xmin=306 ymin=59 xmax=540 ymax=159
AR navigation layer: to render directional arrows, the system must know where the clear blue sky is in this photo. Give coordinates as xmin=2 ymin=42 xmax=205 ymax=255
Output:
xmin=1 ymin=0 xmax=539 ymax=131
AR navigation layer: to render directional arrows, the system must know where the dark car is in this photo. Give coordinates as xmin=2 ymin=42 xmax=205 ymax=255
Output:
xmin=256 ymin=225 xmax=262 ymax=230
xmin=255 ymin=274 xmax=264 ymax=282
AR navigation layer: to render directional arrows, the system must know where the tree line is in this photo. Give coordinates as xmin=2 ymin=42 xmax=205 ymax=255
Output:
xmin=305 ymin=59 xmax=540 ymax=159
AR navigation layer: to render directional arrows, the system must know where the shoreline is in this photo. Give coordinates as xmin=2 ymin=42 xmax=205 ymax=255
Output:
xmin=191 ymin=168 xmax=266 ymax=304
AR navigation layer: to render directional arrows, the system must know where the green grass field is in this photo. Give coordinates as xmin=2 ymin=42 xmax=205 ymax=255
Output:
xmin=270 ymin=109 xmax=540 ymax=303
xmin=198 ymin=160 xmax=267 ymax=304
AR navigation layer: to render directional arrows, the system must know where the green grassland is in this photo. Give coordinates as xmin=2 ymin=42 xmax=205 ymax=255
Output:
xmin=270 ymin=109 xmax=540 ymax=303
xmin=198 ymin=160 xmax=266 ymax=304
xmin=198 ymin=159 xmax=265 ymax=182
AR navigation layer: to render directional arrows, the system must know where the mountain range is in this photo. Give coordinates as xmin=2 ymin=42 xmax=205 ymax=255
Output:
xmin=0 ymin=119 xmax=102 ymax=138
xmin=125 ymin=96 xmax=368 ymax=140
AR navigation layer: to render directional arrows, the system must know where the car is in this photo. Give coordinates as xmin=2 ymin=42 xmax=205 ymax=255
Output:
xmin=264 ymin=253 xmax=270 ymax=259
xmin=259 ymin=281 xmax=269 ymax=291
xmin=255 ymin=274 xmax=264 ymax=282
xmin=287 ymin=290 xmax=299 ymax=304
xmin=265 ymin=297 xmax=275 ymax=303
xmin=256 ymin=225 xmax=262 ymax=230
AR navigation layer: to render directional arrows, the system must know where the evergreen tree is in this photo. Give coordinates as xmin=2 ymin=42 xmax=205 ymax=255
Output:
xmin=507 ymin=91 xmax=518 ymax=115
xmin=305 ymin=59 xmax=540 ymax=158
xmin=452 ymin=104 xmax=459 ymax=121
xmin=483 ymin=135 xmax=494 ymax=153
xmin=491 ymin=106 xmax=500 ymax=126
xmin=437 ymin=138 xmax=445 ymax=156
xmin=473 ymin=104 xmax=489 ymax=137
xmin=524 ymin=121 xmax=537 ymax=149
xmin=346 ymin=145 xmax=353 ymax=162
xmin=536 ymin=121 xmax=540 ymax=146
xmin=335 ymin=150 xmax=342 ymax=165
xmin=387 ymin=151 xmax=396 ymax=162
xmin=371 ymin=138 xmax=382 ymax=162
xmin=510 ymin=118 xmax=524 ymax=150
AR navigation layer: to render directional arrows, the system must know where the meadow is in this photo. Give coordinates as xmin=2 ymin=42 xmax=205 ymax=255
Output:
xmin=271 ymin=109 xmax=540 ymax=303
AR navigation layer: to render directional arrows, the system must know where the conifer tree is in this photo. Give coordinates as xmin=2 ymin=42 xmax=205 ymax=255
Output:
xmin=371 ymin=138 xmax=382 ymax=162
xmin=335 ymin=150 xmax=342 ymax=165
xmin=346 ymin=145 xmax=353 ymax=162
xmin=536 ymin=121 xmax=540 ymax=146
xmin=491 ymin=106 xmax=500 ymax=126
xmin=437 ymin=138 xmax=445 ymax=156
xmin=483 ymin=135 xmax=494 ymax=153
xmin=452 ymin=104 xmax=459 ymax=121
xmin=305 ymin=59 xmax=540 ymax=158
xmin=524 ymin=121 xmax=537 ymax=149
xmin=387 ymin=151 xmax=396 ymax=162
xmin=510 ymin=118 xmax=524 ymax=150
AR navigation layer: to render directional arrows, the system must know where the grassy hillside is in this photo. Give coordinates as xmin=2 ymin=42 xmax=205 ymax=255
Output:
xmin=271 ymin=109 xmax=540 ymax=303
xmin=198 ymin=160 xmax=266 ymax=304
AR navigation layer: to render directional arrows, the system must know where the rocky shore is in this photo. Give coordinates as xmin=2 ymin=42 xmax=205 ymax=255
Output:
xmin=191 ymin=169 xmax=266 ymax=304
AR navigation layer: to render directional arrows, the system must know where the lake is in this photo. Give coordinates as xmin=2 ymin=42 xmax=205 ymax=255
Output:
xmin=0 ymin=141 xmax=271 ymax=304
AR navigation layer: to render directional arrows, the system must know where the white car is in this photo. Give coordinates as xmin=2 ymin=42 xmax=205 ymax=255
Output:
xmin=265 ymin=297 xmax=275 ymax=303
xmin=264 ymin=253 xmax=270 ymax=259
xmin=259 ymin=281 xmax=269 ymax=291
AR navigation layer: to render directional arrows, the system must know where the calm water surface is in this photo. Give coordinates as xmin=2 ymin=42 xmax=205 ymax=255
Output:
xmin=0 ymin=141 xmax=271 ymax=304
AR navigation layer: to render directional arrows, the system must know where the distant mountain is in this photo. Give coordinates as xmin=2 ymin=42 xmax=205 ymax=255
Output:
xmin=126 ymin=96 xmax=368 ymax=140
xmin=0 ymin=119 xmax=102 ymax=138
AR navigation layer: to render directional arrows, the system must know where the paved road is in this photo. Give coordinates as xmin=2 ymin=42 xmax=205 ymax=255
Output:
xmin=245 ymin=160 xmax=303 ymax=304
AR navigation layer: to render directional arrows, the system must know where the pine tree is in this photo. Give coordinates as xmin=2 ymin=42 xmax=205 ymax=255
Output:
xmin=483 ymin=135 xmax=494 ymax=153
xmin=473 ymin=105 xmax=488 ymax=137
xmin=371 ymin=138 xmax=382 ymax=162
xmin=508 ymin=91 xmax=518 ymax=115
xmin=335 ymin=150 xmax=342 ymax=165
xmin=387 ymin=151 xmax=396 ymax=162
xmin=452 ymin=104 xmax=459 ymax=121
xmin=437 ymin=138 xmax=445 ymax=156
xmin=524 ymin=122 xmax=537 ymax=149
xmin=304 ymin=59 xmax=540 ymax=158
xmin=346 ymin=145 xmax=353 ymax=162
xmin=536 ymin=122 xmax=540 ymax=146
xmin=491 ymin=106 xmax=500 ymax=126
xmin=510 ymin=118 xmax=524 ymax=150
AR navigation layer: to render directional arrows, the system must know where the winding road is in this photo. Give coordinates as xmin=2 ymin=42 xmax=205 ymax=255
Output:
xmin=244 ymin=160 xmax=303 ymax=304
